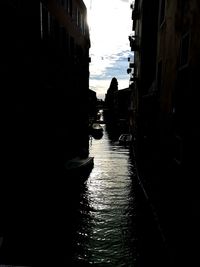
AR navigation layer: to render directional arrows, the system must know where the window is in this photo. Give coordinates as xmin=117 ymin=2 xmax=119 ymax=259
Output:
xmin=70 ymin=36 xmax=75 ymax=56
xmin=68 ymin=0 xmax=72 ymax=17
xmin=40 ymin=3 xmax=48 ymax=40
xmin=50 ymin=16 xmax=55 ymax=40
xmin=83 ymin=19 xmax=86 ymax=35
xmin=157 ymin=60 xmax=162 ymax=93
xmin=174 ymin=135 xmax=183 ymax=165
xmin=66 ymin=32 xmax=69 ymax=55
xmin=40 ymin=2 xmax=43 ymax=39
xmin=179 ymin=32 xmax=190 ymax=68
xmin=61 ymin=27 xmax=67 ymax=48
xmin=76 ymin=8 xmax=80 ymax=26
xmin=8 ymin=0 xmax=18 ymax=8
xmin=159 ymin=0 xmax=165 ymax=26
xmin=66 ymin=0 xmax=68 ymax=12
xmin=80 ymin=14 xmax=83 ymax=33
xmin=48 ymin=12 xmax=51 ymax=35
xmin=54 ymin=19 xmax=60 ymax=42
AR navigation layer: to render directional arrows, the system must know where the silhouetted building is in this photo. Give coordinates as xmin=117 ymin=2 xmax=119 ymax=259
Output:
xmin=104 ymin=78 xmax=132 ymax=134
xmin=96 ymin=98 xmax=105 ymax=110
xmin=88 ymin=88 xmax=97 ymax=122
xmin=130 ymin=0 xmax=200 ymax=265
xmin=117 ymin=88 xmax=132 ymax=133
xmin=40 ymin=0 xmax=90 ymax=162
xmin=104 ymin=77 xmax=119 ymax=124
xmin=0 ymin=0 xmax=90 ymax=265
xmin=129 ymin=0 xmax=159 ymax=160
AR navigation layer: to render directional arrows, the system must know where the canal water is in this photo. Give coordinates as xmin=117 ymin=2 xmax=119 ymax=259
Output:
xmin=70 ymin=125 xmax=137 ymax=266
xmin=70 ymin=124 xmax=168 ymax=267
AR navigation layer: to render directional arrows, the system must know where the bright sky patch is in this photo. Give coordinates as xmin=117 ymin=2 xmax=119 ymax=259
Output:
xmin=84 ymin=0 xmax=133 ymax=99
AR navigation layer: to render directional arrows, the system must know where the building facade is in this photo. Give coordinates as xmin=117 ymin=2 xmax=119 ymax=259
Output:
xmin=0 ymin=0 xmax=90 ymax=265
xmin=40 ymin=0 xmax=91 ymax=162
xmin=130 ymin=0 xmax=200 ymax=265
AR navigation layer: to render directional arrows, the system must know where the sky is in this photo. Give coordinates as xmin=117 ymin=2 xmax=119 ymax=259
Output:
xmin=83 ymin=0 xmax=134 ymax=100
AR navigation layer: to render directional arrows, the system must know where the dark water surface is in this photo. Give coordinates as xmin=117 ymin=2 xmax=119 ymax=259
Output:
xmin=70 ymin=125 xmax=168 ymax=267
xmin=71 ymin=126 xmax=137 ymax=266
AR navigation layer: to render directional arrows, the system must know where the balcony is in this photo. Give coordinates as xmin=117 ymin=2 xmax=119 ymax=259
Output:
xmin=130 ymin=1 xmax=140 ymax=30
xmin=129 ymin=36 xmax=139 ymax=51
xmin=7 ymin=0 xmax=18 ymax=8
xmin=130 ymin=1 xmax=140 ymax=19
xmin=129 ymin=62 xmax=135 ymax=68
xmin=132 ymin=9 xmax=140 ymax=20
xmin=130 ymin=74 xmax=139 ymax=82
xmin=127 ymin=68 xmax=132 ymax=74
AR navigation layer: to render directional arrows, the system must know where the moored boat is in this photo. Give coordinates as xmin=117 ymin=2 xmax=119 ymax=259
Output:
xmin=64 ymin=156 xmax=94 ymax=178
xmin=118 ymin=134 xmax=132 ymax=146
xmin=91 ymin=123 xmax=103 ymax=139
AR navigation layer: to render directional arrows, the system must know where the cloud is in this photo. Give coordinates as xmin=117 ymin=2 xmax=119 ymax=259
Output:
xmin=84 ymin=0 xmax=133 ymax=99
xmin=90 ymin=49 xmax=132 ymax=78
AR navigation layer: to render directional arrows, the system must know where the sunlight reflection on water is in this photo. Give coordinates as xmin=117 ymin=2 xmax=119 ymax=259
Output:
xmin=72 ymin=126 xmax=137 ymax=266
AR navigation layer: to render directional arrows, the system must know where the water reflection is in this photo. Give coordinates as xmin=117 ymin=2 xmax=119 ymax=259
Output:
xmin=71 ymin=125 xmax=137 ymax=266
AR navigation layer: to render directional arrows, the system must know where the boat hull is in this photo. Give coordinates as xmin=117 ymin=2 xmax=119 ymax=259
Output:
xmin=64 ymin=157 xmax=94 ymax=179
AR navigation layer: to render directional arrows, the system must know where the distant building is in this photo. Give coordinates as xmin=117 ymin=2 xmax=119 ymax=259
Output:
xmin=117 ymin=88 xmax=132 ymax=133
xmin=96 ymin=98 xmax=105 ymax=110
xmin=104 ymin=77 xmax=119 ymax=124
xmin=104 ymin=78 xmax=132 ymax=133
xmin=88 ymin=89 xmax=97 ymax=122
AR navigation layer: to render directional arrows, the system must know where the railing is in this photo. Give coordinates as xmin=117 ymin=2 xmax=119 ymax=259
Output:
xmin=7 ymin=0 xmax=18 ymax=8
xmin=129 ymin=62 xmax=135 ymax=68
xmin=130 ymin=75 xmax=139 ymax=82
xmin=130 ymin=1 xmax=140 ymax=17
xmin=129 ymin=35 xmax=140 ymax=51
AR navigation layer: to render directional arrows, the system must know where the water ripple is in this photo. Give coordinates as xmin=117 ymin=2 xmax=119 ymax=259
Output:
xmin=72 ymin=128 xmax=137 ymax=266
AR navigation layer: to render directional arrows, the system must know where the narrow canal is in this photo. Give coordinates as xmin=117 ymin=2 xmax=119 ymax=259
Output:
xmin=70 ymin=124 xmax=169 ymax=267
